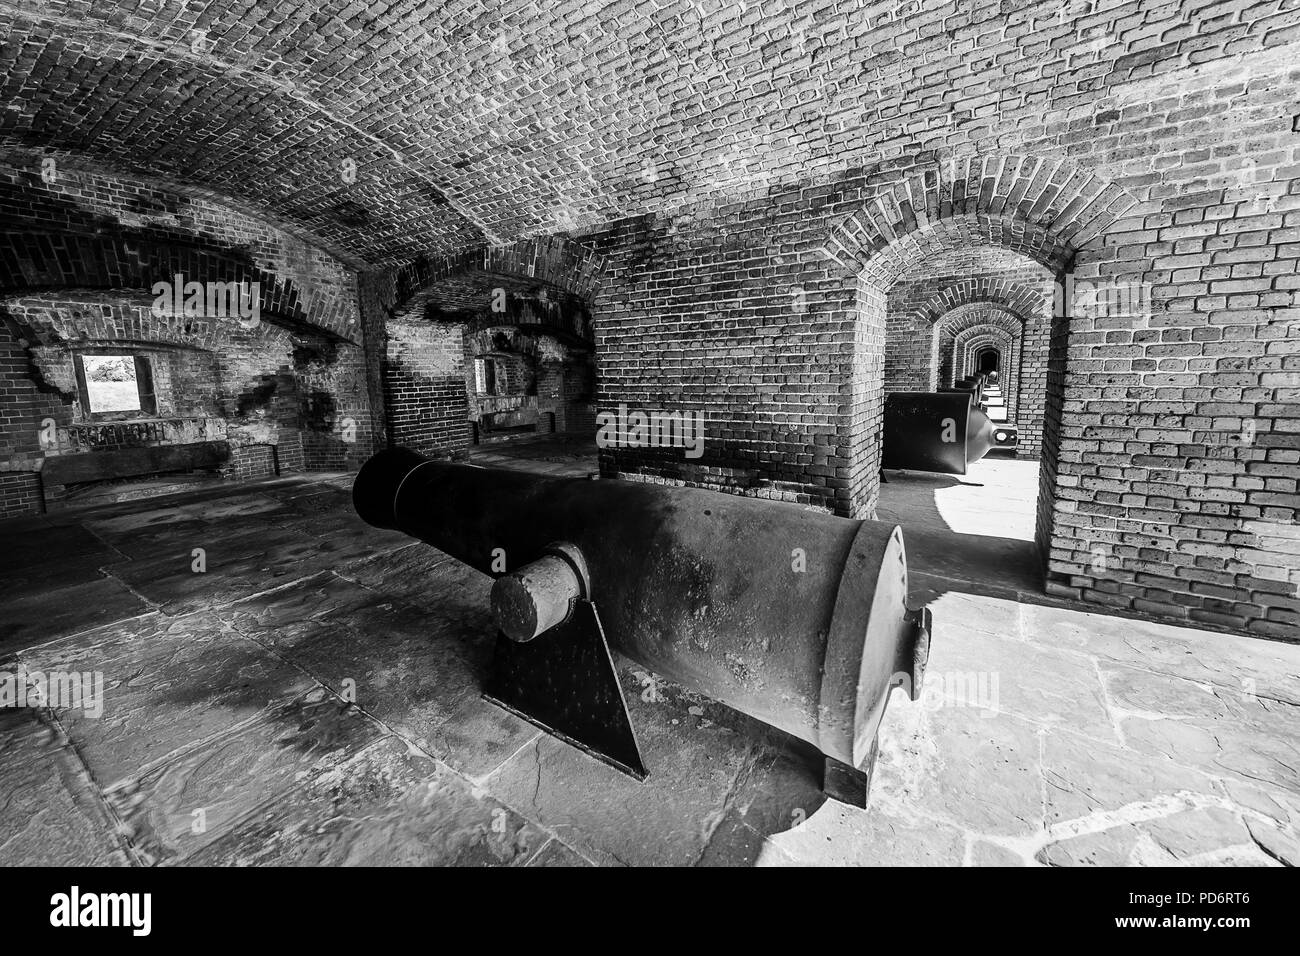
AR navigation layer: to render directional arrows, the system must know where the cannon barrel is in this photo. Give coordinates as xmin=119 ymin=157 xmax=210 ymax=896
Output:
xmin=354 ymin=447 xmax=929 ymax=776
xmin=883 ymin=391 xmax=996 ymax=474
xmin=948 ymin=377 xmax=986 ymax=405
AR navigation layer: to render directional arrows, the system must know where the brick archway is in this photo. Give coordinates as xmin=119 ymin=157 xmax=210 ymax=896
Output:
xmin=390 ymin=236 xmax=608 ymax=317
xmin=367 ymin=236 xmax=609 ymax=458
xmin=820 ymin=152 xmax=1137 ymax=579
xmin=0 ymin=231 xmax=357 ymax=341
xmin=957 ymin=331 xmax=1013 ymax=384
xmin=915 ymin=277 xmax=1050 ymax=328
xmin=380 ymin=236 xmax=609 ymax=347
xmin=914 ymin=277 xmax=1052 ymax=433
xmin=0 ymin=163 xmax=361 ymax=342
xmin=6 ymin=291 xmax=270 ymax=352
xmin=933 ymin=306 xmax=1025 ymax=423
xmin=956 ymin=328 xmax=1016 ymax=422
xmin=820 ymin=154 xmax=1138 ymax=284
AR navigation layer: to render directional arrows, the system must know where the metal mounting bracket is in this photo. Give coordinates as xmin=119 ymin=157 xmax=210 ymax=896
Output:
xmin=484 ymin=597 xmax=647 ymax=780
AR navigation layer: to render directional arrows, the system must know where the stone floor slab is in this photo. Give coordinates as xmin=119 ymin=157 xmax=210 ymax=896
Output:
xmin=763 ymin=801 xmax=968 ymax=866
xmin=186 ymin=737 xmax=547 ymax=866
xmin=103 ymin=526 xmax=366 ymax=615
xmin=874 ymin=703 xmax=1046 ymax=837
xmin=0 ymin=576 xmax=150 ymax=647
xmin=924 ymin=625 xmax=1118 ymax=743
xmin=107 ymin=689 xmax=385 ymax=865
xmin=482 ymin=668 xmax=760 ymax=866
xmin=0 ymin=711 xmax=130 ymax=866
xmin=1021 ymin=603 xmax=1300 ymax=706
xmin=17 ymin=611 xmax=317 ymax=788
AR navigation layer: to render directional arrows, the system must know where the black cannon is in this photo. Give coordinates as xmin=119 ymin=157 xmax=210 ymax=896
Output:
xmin=353 ymin=447 xmax=931 ymax=807
xmin=954 ymin=375 xmax=988 ymax=401
xmin=882 ymin=391 xmax=996 ymax=474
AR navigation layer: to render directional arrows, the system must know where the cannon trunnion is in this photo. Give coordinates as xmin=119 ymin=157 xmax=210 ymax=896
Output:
xmin=354 ymin=447 xmax=931 ymax=807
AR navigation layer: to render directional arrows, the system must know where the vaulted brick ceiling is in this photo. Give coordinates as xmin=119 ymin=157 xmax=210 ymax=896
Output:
xmin=1 ymin=0 xmax=1291 ymax=266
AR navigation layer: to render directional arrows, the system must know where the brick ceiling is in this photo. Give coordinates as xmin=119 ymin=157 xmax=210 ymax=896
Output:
xmin=0 ymin=0 xmax=1291 ymax=267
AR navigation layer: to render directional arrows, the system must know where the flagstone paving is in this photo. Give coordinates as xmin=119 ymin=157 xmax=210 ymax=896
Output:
xmin=0 ymin=442 xmax=1296 ymax=866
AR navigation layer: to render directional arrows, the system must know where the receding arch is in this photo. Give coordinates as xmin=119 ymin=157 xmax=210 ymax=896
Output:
xmin=391 ymin=237 xmax=608 ymax=317
xmin=957 ymin=329 xmax=1016 ymax=421
xmin=933 ymin=305 xmax=1025 ymax=421
xmin=960 ymin=334 xmax=1012 ymax=381
xmin=915 ymin=276 xmax=1050 ymax=328
xmin=382 ymin=236 xmax=609 ymax=346
xmin=820 ymin=152 xmax=1139 ymax=585
xmin=820 ymin=153 xmax=1138 ymax=285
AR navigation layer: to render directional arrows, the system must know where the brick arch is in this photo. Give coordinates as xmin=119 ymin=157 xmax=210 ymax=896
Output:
xmin=828 ymin=153 xmax=1135 ymax=544
xmin=955 ymin=328 xmax=1015 ymax=415
xmin=4 ymin=291 xmax=266 ymax=352
xmin=916 ymin=276 xmax=1050 ymax=327
xmin=821 ymin=154 xmax=1138 ymax=285
xmin=864 ymin=216 xmax=1072 ymax=288
xmin=958 ymin=332 xmax=1013 ymax=381
xmin=935 ymin=306 xmax=1024 ymax=382
xmin=933 ymin=306 xmax=1025 ymax=416
xmin=387 ymin=236 xmax=608 ymax=343
xmin=0 ymin=231 xmax=356 ymax=341
xmin=393 ymin=237 xmax=607 ymax=309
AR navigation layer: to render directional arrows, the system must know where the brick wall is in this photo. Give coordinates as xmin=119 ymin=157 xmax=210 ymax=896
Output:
xmin=383 ymin=312 xmax=471 ymax=458
xmin=580 ymin=206 xmax=871 ymax=514
xmin=2 ymin=293 xmax=367 ymax=504
xmin=0 ymin=312 xmax=67 ymax=484
xmin=0 ymin=167 xmax=376 ymax=515
xmin=558 ymin=355 xmax=597 ymax=435
xmin=0 ymin=472 xmax=41 ymax=518
xmin=225 ymin=444 xmax=279 ymax=481
xmin=1 ymin=2 xmax=1297 ymax=636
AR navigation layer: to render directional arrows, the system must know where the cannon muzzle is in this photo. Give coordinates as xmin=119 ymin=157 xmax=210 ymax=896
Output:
xmin=354 ymin=447 xmax=931 ymax=805
xmin=883 ymin=391 xmax=995 ymax=474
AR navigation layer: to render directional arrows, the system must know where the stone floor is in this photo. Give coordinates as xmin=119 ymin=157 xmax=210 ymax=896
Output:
xmin=0 ymin=438 xmax=1297 ymax=866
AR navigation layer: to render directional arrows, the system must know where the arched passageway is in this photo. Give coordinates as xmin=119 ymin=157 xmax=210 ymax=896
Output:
xmin=821 ymin=153 xmax=1138 ymax=588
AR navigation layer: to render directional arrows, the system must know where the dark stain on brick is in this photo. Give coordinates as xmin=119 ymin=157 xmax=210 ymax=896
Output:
xmin=237 ymin=374 xmax=280 ymax=417
xmin=301 ymin=390 xmax=337 ymax=431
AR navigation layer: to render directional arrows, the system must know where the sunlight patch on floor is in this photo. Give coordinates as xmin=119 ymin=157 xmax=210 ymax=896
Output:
xmin=931 ymin=458 xmax=1038 ymax=541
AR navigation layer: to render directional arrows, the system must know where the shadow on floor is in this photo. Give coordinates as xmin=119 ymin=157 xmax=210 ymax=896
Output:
xmin=3 ymin=454 xmax=1285 ymax=867
xmin=877 ymin=467 xmax=1042 ymax=596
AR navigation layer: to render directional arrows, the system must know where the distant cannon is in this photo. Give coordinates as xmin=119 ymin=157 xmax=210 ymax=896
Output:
xmin=353 ymin=447 xmax=931 ymax=807
xmin=991 ymin=423 xmax=1019 ymax=449
xmin=941 ymin=375 xmax=986 ymax=409
xmin=882 ymin=391 xmax=996 ymax=475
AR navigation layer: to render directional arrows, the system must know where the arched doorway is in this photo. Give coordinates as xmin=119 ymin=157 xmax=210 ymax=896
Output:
xmin=821 ymin=153 xmax=1138 ymax=591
